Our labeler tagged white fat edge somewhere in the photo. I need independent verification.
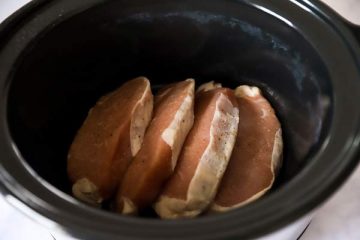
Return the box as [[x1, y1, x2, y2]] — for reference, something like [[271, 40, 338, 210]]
[[130, 80, 153, 156], [154, 196, 202, 219], [176, 94, 239, 216], [211, 128, 283, 213], [161, 79, 195, 170], [272, 128, 283, 177], [196, 81, 222, 93], [121, 197, 138, 215], [72, 178, 103, 206], [235, 85, 261, 98]]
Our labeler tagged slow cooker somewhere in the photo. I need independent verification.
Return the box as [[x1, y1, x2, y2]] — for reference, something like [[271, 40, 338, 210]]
[[1, 0, 360, 239]]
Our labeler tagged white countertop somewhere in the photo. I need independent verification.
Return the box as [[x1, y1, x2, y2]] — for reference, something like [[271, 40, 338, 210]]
[[0, 1, 359, 239]]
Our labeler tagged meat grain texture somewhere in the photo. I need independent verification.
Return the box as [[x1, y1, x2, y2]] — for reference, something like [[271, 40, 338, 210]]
[[154, 86, 239, 219], [211, 85, 283, 212], [116, 79, 195, 214], [67, 77, 153, 205]]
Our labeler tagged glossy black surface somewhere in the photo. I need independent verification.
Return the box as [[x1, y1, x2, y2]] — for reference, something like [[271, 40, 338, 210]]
[[351, 24, 360, 44], [1, 0, 360, 239]]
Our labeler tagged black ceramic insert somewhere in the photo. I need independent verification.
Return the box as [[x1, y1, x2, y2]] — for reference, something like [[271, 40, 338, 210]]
[[8, 0, 331, 194]]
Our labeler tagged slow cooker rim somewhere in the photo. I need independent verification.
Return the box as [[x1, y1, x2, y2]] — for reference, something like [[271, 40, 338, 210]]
[[0, 0, 360, 239]]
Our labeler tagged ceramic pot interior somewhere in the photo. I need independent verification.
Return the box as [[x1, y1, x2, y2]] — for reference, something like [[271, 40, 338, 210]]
[[7, 0, 332, 211]]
